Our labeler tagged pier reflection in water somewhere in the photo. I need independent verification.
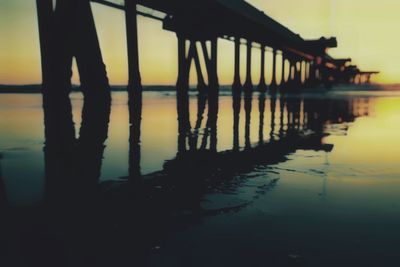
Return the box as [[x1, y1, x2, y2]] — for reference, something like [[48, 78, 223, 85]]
[[1, 87, 390, 266]]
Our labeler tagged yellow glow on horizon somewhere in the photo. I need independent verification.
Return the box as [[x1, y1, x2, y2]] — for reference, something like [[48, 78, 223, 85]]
[[326, 97, 400, 165], [1, 0, 400, 85]]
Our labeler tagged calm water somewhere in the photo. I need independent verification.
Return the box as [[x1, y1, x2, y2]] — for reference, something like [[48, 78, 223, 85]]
[[1, 87, 400, 266]]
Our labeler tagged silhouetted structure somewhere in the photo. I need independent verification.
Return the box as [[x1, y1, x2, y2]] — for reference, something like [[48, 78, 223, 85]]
[[36, 0, 378, 114], [0, 2, 384, 266], [357, 71, 380, 84]]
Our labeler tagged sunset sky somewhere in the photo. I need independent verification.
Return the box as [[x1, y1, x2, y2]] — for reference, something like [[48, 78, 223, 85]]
[[0, 0, 399, 85]]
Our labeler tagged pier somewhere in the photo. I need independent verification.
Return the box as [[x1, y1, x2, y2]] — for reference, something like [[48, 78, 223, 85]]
[[36, 0, 379, 102], [34, 0, 381, 182], [1, 2, 398, 266]]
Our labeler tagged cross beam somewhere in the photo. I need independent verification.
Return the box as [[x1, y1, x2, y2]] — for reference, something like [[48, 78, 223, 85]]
[[91, 0, 165, 21]]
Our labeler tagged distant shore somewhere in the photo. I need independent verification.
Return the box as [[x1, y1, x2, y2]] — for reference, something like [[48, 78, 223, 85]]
[[0, 83, 395, 94], [0, 84, 177, 93]]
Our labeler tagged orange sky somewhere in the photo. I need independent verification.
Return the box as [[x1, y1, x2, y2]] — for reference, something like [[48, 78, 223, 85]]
[[0, 0, 398, 85]]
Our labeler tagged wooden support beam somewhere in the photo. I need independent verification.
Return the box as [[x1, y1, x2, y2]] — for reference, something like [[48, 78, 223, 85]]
[[233, 37, 241, 90], [186, 41, 196, 75], [270, 48, 278, 90], [36, 0, 54, 86], [37, 0, 111, 195], [176, 34, 191, 139], [300, 61, 304, 86], [125, 0, 142, 89], [177, 35, 189, 88], [305, 62, 309, 81], [287, 60, 293, 90], [191, 42, 207, 91], [92, 0, 124, 10], [92, 0, 165, 21], [208, 38, 219, 148], [209, 38, 219, 87], [232, 38, 242, 151], [125, 0, 143, 178], [200, 41, 212, 84], [303, 61, 310, 88], [293, 62, 300, 88], [35, 0, 73, 145], [72, 0, 111, 146], [176, 36, 190, 153], [258, 45, 267, 92], [244, 40, 253, 92], [280, 52, 286, 91]]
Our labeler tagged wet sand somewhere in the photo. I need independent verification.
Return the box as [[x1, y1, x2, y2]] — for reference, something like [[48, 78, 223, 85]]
[[1, 86, 400, 266]]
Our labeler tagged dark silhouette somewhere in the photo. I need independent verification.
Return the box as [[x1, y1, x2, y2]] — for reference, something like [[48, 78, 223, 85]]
[[232, 37, 243, 151], [9, 0, 379, 266], [1, 83, 369, 266], [270, 94, 277, 141], [36, 0, 111, 203], [244, 86, 253, 149], [258, 92, 267, 144], [43, 0, 379, 112]]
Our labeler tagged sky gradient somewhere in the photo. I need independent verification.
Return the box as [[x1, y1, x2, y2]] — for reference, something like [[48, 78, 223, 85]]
[[0, 0, 398, 85]]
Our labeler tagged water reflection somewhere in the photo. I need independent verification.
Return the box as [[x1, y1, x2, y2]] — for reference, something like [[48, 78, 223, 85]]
[[244, 87, 253, 149], [1, 86, 374, 266], [128, 88, 142, 180], [233, 86, 241, 151], [44, 82, 111, 205]]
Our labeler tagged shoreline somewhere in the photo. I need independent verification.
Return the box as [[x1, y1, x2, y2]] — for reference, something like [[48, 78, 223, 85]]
[[0, 83, 392, 94]]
